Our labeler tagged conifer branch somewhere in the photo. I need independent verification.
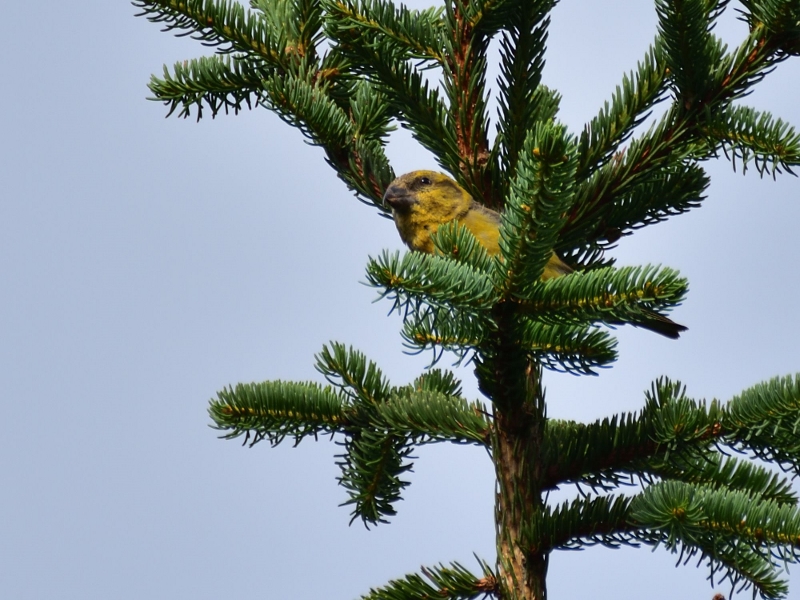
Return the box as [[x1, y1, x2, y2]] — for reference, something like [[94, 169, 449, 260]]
[[564, 18, 795, 255], [400, 306, 490, 361], [262, 66, 351, 144], [577, 42, 669, 180], [464, 0, 520, 34], [441, 1, 493, 203], [359, 560, 498, 600], [542, 413, 657, 491], [378, 388, 491, 445], [542, 379, 713, 490], [493, 1, 555, 199], [590, 162, 708, 244], [691, 485, 800, 560], [646, 454, 797, 505], [566, 103, 699, 251], [537, 494, 636, 551], [655, 0, 727, 105], [251, 0, 324, 62], [322, 0, 446, 60], [516, 321, 617, 374], [137, 1, 395, 205], [148, 55, 267, 119], [366, 250, 498, 314], [497, 123, 577, 296], [704, 104, 800, 175], [262, 67, 394, 205], [209, 380, 350, 444], [315, 342, 393, 406], [630, 480, 796, 600], [739, 0, 800, 56], [721, 374, 800, 472], [133, 0, 285, 64], [543, 376, 800, 499], [323, 3, 461, 175], [338, 428, 415, 525], [609, 375, 800, 477], [512, 264, 688, 332], [400, 309, 616, 374], [413, 368, 464, 396], [312, 343, 418, 524], [562, 161, 707, 259], [382, 59, 463, 177]]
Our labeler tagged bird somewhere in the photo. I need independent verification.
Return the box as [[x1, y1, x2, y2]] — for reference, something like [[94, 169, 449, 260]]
[[382, 170, 687, 339]]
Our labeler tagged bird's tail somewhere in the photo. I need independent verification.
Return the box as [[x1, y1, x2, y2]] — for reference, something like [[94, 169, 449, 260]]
[[631, 310, 687, 339]]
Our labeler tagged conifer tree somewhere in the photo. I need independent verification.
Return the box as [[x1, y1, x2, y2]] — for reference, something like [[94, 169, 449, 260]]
[[134, 0, 800, 598]]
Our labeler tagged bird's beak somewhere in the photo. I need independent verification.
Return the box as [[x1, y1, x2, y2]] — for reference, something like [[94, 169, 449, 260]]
[[383, 185, 415, 213]]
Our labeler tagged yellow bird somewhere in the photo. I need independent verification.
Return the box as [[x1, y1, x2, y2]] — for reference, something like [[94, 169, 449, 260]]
[[383, 170, 686, 339]]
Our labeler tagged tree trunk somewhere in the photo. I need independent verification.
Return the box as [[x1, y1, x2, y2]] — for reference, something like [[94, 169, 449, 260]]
[[492, 361, 548, 600]]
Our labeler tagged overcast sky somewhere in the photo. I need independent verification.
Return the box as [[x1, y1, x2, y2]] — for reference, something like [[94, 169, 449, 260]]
[[2, 1, 799, 599]]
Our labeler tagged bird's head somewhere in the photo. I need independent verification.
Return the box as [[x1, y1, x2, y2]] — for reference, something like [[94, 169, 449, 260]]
[[383, 171, 469, 216], [382, 170, 473, 252]]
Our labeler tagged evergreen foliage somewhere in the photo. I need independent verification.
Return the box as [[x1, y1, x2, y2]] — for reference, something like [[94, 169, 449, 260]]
[[135, 0, 800, 597]]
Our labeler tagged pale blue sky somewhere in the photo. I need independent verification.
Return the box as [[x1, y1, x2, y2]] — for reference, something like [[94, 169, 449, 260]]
[[1, 1, 799, 599]]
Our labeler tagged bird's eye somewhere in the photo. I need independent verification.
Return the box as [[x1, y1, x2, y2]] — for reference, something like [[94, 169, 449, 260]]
[[418, 176, 431, 186]]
